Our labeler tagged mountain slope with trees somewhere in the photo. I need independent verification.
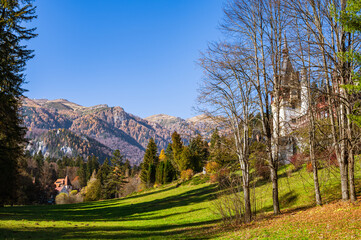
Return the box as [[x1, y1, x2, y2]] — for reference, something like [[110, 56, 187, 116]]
[[22, 98, 217, 165]]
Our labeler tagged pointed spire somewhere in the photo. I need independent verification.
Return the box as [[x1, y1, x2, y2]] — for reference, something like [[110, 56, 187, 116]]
[[280, 32, 295, 86], [64, 175, 71, 186], [282, 32, 289, 56]]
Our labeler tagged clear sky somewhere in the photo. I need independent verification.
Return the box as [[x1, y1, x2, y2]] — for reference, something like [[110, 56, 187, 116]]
[[24, 0, 226, 119]]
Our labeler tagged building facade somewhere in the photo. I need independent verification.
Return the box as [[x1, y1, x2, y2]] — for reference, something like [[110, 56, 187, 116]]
[[271, 40, 309, 162]]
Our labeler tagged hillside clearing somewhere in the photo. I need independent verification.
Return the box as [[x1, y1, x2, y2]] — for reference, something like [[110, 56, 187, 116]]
[[1, 164, 360, 239]]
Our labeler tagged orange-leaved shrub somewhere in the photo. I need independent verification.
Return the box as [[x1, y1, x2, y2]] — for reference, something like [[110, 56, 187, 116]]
[[205, 161, 220, 174], [181, 169, 194, 181], [210, 168, 230, 184]]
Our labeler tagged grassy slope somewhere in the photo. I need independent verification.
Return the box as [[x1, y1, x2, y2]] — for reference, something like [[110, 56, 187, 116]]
[[0, 164, 360, 239]]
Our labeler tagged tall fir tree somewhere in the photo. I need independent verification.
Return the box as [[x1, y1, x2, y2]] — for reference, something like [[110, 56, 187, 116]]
[[171, 131, 183, 173], [77, 162, 87, 187], [96, 159, 111, 199], [165, 144, 174, 162], [189, 134, 209, 172], [0, 0, 37, 205], [179, 146, 192, 171], [106, 149, 126, 198], [140, 138, 158, 187], [163, 159, 176, 183]]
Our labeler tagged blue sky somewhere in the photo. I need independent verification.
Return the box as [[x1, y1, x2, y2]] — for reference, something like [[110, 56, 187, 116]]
[[24, 0, 226, 119]]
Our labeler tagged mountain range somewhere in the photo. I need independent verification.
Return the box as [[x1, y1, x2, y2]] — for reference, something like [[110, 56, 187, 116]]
[[22, 98, 218, 165]]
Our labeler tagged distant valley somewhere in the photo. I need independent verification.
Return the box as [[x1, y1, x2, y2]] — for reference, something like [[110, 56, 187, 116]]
[[22, 98, 218, 165]]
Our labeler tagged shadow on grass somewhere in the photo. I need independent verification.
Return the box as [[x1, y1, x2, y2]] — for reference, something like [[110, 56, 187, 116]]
[[0, 184, 217, 223], [0, 183, 221, 239], [0, 219, 220, 240]]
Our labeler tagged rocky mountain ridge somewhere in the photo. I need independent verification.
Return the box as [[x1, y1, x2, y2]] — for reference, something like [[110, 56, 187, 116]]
[[22, 98, 217, 165]]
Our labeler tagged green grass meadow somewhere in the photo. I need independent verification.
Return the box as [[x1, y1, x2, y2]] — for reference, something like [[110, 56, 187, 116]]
[[0, 163, 360, 239]]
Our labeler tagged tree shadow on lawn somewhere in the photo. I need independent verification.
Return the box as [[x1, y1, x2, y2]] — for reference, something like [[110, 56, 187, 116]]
[[0, 218, 220, 240], [0, 184, 217, 223]]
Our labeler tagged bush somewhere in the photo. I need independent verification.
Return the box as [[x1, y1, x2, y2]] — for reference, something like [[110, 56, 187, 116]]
[[306, 162, 313, 172], [55, 192, 83, 204], [55, 193, 68, 205], [211, 175, 243, 225], [205, 161, 220, 174], [70, 190, 78, 196], [83, 177, 101, 202], [290, 153, 307, 169], [210, 168, 230, 184], [254, 161, 270, 180], [122, 176, 141, 197], [180, 169, 194, 181]]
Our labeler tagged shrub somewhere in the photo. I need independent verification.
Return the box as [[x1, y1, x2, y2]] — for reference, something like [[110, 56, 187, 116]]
[[290, 153, 307, 169], [209, 168, 230, 184], [254, 161, 270, 180], [55, 192, 83, 204], [306, 162, 313, 172], [83, 177, 101, 202], [210, 173, 218, 183], [180, 169, 194, 181], [70, 190, 78, 196], [329, 152, 338, 167], [122, 176, 141, 197], [211, 175, 243, 225], [55, 193, 68, 205], [205, 161, 220, 174]]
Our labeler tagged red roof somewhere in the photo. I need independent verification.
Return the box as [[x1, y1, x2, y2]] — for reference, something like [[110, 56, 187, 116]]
[[54, 176, 72, 192]]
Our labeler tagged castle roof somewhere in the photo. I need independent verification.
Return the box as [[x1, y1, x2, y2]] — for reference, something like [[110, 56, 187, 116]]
[[64, 175, 71, 186], [280, 35, 295, 86], [54, 175, 72, 192]]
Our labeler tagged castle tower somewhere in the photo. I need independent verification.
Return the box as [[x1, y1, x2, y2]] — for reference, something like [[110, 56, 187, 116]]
[[272, 35, 309, 162], [300, 67, 309, 116]]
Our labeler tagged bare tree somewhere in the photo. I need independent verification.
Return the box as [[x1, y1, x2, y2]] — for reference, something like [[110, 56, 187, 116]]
[[198, 42, 256, 223], [289, 14, 323, 205], [220, 0, 290, 214], [289, 0, 361, 201]]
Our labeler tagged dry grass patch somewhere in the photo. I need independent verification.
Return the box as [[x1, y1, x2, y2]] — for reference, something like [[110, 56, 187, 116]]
[[221, 198, 361, 239]]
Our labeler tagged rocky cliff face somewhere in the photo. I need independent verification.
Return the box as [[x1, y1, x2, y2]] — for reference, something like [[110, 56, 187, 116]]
[[22, 98, 220, 165], [23, 98, 218, 165], [145, 114, 218, 140]]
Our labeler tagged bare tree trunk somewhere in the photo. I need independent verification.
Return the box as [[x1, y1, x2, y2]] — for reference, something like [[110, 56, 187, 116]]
[[348, 152, 356, 201], [338, 92, 350, 199], [270, 165, 280, 214], [309, 96, 322, 205], [240, 151, 252, 222], [243, 177, 252, 223]]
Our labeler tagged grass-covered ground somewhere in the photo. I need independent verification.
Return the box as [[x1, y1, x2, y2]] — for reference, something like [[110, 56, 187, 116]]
[[1, 163, 361, 239]]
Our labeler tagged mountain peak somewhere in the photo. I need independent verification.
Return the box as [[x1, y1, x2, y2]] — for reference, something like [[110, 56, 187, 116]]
[[145, 114, 183, 122], [187, 114, 209, 123]]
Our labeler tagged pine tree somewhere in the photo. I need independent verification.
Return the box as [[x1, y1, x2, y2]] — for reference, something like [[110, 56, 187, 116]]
[[156, 161, 165, 184], [179, 146, 192, 171], [163, 159, 176, 183], [0, 0, 37, 205], [33, 151, 44, 182], [165, 144, 174, 162], [97, 159, 110, 199], [122, 159, 131, 177], [171, 131, 183, 172], [103, 150, 126, 198], [189, 134, 209, 172], [77, 162, 87, 187], [140, 138, 158, 187]]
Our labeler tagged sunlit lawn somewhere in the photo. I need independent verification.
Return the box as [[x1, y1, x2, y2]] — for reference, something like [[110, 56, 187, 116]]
[[0, 163, 360, 239]]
